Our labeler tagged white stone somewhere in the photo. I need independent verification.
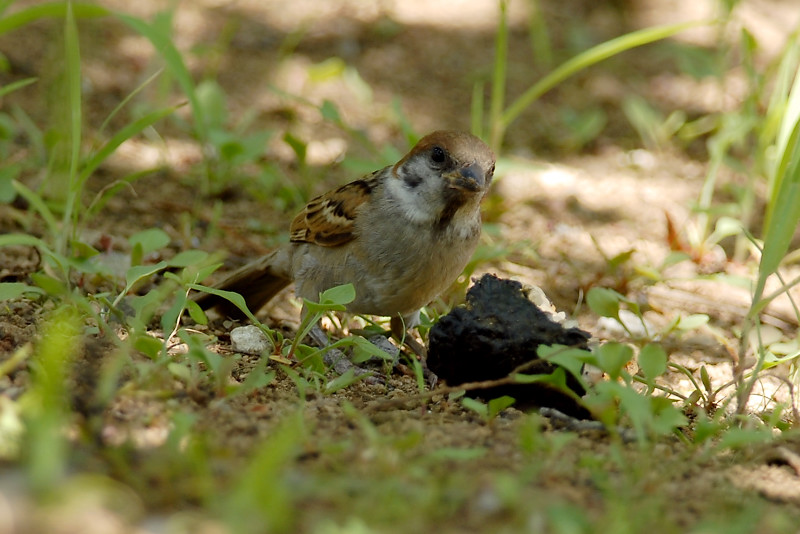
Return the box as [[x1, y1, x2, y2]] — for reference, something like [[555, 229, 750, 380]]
[[230, 325, 274, 355]]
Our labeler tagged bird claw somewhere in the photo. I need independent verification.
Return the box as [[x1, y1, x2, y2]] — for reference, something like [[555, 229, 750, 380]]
[[322, 347, 384, 385], [309, 323, 439, 388]]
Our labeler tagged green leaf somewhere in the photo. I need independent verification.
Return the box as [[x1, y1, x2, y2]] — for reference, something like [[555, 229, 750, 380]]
[[320, 99, 342, 123], [607, 249, 634, 270], [162, 271, 181, 283], [648, 397, 688, 435], [348, 336, 394, 364], [500, 20, 706, 136], [448, 390, 466, 401], [596, 381, 646, 441], [706, 216, 743, 245], [0, 283, 46, 300], [76, 105, 179, 191], [0, 233, 47, 248], [675, 314, 709, 331], [167, 362, 192, 382], [595, 342, 632, 380], [134, 334, 164, 359], [179, 330, 230, 380], [128, 290, 163, 328], [124, 261, 168, 290], [307, 57, 346, 82], [757, 66, 800, 303], [195, 262, 223, 282], [116, 12, 206, 138], [195, 79, 228, 130], [586, 287, 622, 319], [638, 343, 667, 381], [160, 292, 187, 338], [222, 413, 304, 533], [24, 305, 82, 492], [715, 427, 774, 451], [424, 447, 487, 461], [537, 345, 592, 389], [185, 299, 208, 325], [168, 249, 209, 268], [64, 0, 81, 198], [321, 283, 355, 304], [0, 77, 37, 99], [461, 397, 488, 418], [0, 2, 108, 36], [30, 273, 67, 296], [324, 368, 367, 394], [11, 181, 59, 241], [692, 412, 723, 444], [513, 368, 574, 398], [700, 365, 712, 393], [187, 284, 262, 325], [283, 132, 307, 165], [70, 240, 99, 260], [128, 228, 170, 258], [0, 165, 19, 203], [487, 395, 515, 418]]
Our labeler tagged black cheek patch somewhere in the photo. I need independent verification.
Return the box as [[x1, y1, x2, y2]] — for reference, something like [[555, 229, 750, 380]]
[[435, 194, 468, 232], [404, 174, 423, 188]]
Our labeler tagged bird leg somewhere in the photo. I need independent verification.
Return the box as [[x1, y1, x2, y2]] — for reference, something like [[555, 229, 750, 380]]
[[390, 315, 438, 388], [389, 315, 427, 357], [306, 322, 395, 385], [308, 323, 371, 377]]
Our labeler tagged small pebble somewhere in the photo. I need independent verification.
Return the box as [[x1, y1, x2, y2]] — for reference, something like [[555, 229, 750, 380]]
[[230, 325, 274, 355]]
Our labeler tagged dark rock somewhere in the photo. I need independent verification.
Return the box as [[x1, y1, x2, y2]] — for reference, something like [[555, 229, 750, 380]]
[[428, 274, 592, 418]]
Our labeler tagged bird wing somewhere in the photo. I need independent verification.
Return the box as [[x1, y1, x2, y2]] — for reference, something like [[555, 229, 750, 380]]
[[289, 173, 380, 247]]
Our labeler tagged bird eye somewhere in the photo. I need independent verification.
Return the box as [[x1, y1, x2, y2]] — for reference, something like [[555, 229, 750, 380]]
[[431, 146, 446, 164]]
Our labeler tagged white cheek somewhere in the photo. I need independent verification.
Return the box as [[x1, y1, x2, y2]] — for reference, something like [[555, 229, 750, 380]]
[[385, 177, 437, 223]]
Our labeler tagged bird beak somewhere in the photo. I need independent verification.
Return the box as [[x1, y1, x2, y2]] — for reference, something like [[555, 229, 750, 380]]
[[446, 162, 484, 192]]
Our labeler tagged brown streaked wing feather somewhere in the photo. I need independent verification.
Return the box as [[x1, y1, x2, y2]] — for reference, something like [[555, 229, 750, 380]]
[[289, 176, 378, 247]]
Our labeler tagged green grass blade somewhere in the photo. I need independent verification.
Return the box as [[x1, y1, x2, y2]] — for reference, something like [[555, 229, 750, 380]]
[[10, 105, 45, 163], [84, 169, 157, 218], [187, 283, 262, 326], [65, 2, 81, 183], [0, 2, 107, 35], [759, 29, 800, 181], [488, 0, 509, 149], [527, 0, 552, 70], [96, 68, 164, 139], [77, 104, 182, 190], [115, 11, 206, 139], [755, 118, 800, 301], [500, 20, 706, 133], [12, 181, 59, 239], [0, 233, 51, 249], [0, 0, 13, 19], [25, 305, 82, 493], [765, 52, 800, 233], [470, 81, 484, 139], [58, 1, 82, 256], [0, 77, 37, 98]]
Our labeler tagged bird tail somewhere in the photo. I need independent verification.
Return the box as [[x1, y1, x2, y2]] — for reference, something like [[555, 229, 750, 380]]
[[193, 248, 292, 319]]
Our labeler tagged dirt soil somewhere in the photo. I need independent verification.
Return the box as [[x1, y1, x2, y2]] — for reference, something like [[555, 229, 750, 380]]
[[3, 0, 800, 532]]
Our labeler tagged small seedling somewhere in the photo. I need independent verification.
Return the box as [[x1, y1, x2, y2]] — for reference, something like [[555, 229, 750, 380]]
[[461, 395, 516, 423]]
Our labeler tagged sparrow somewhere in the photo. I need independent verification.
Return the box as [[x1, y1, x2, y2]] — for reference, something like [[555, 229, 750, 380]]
[[196, 130, 496, 348]]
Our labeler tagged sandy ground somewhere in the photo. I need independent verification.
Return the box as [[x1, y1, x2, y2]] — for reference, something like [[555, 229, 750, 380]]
[[2, 0, 800, 531]]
